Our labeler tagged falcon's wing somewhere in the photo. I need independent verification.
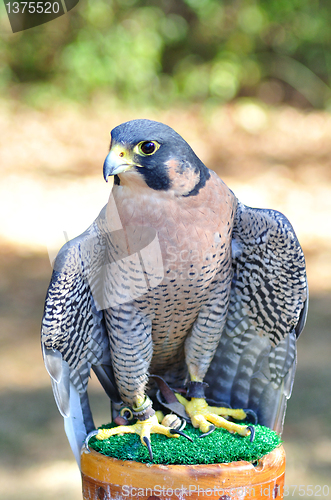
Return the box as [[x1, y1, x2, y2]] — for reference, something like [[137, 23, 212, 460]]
[[41, 206, 120, 465], [205, 201, 308, 434]]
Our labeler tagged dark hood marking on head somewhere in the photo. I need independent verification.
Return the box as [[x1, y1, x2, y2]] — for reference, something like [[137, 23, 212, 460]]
[[110, 119, 210, 194]]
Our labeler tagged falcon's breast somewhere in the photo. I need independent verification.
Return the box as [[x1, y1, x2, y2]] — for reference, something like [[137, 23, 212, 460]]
[[103, 170, 237, 373]]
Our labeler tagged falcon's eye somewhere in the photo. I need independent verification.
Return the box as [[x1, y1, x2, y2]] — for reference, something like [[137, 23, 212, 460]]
[[137, 141, 160, 156]]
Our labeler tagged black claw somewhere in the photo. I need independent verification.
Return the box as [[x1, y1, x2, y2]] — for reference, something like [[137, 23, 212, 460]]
[[143, 436, 153, 461], [243, 409, 258, 425], [199, 425, 215, 438], [247, 425, 255, 443], [169, 428, 193, 442]]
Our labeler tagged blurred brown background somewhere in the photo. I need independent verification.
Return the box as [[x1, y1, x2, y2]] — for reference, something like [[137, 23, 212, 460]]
[[1, 1, 331, 499]]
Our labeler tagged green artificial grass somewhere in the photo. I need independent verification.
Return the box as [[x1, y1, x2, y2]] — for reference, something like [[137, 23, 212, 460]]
[[89, 422, 281, 465]]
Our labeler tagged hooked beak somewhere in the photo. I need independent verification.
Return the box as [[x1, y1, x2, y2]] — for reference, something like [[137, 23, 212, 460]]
[[103, 146, 135, 182]]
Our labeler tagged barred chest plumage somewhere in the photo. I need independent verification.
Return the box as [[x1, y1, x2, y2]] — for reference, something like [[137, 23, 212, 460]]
[[102, 172, 237, 372]]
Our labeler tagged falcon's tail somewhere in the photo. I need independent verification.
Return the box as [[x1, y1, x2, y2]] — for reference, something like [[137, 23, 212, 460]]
[[63, 383, 95, 466]]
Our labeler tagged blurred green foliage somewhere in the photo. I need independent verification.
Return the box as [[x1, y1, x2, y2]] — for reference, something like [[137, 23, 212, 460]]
[[1, 0, 331, 107]]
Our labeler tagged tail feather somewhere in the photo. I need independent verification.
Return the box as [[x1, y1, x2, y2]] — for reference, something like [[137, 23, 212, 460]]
[[64, 383, 95, 466]]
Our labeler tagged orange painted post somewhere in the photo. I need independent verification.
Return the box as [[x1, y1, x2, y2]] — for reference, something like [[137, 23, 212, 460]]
[[81, 445, 285, 500]]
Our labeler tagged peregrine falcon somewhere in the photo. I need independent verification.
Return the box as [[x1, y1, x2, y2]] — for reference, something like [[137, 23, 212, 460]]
[[41, 119, 308, 464]]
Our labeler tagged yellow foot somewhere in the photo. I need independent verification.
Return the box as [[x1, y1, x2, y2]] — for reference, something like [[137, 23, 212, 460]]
[[90, 414, 193, 460], [175, 395, 255, 442]]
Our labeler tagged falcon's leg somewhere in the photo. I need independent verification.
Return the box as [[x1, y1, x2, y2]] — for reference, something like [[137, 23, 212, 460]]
[[102, 307, 192, 459], [94, 396, 192, 460], [183, 267, 254, 441]]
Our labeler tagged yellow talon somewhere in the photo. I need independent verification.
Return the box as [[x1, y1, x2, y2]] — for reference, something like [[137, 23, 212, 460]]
[[175, 394, 254, 441], [96, 415, 171, 443], [94, 413, 193, 460]]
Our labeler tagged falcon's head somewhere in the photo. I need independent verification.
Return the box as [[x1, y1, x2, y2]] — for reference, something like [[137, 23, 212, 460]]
[[103, 119, 210, 196]]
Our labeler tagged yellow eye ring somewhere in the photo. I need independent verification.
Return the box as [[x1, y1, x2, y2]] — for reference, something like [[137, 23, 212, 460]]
[[135, 140, 160, 156]]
